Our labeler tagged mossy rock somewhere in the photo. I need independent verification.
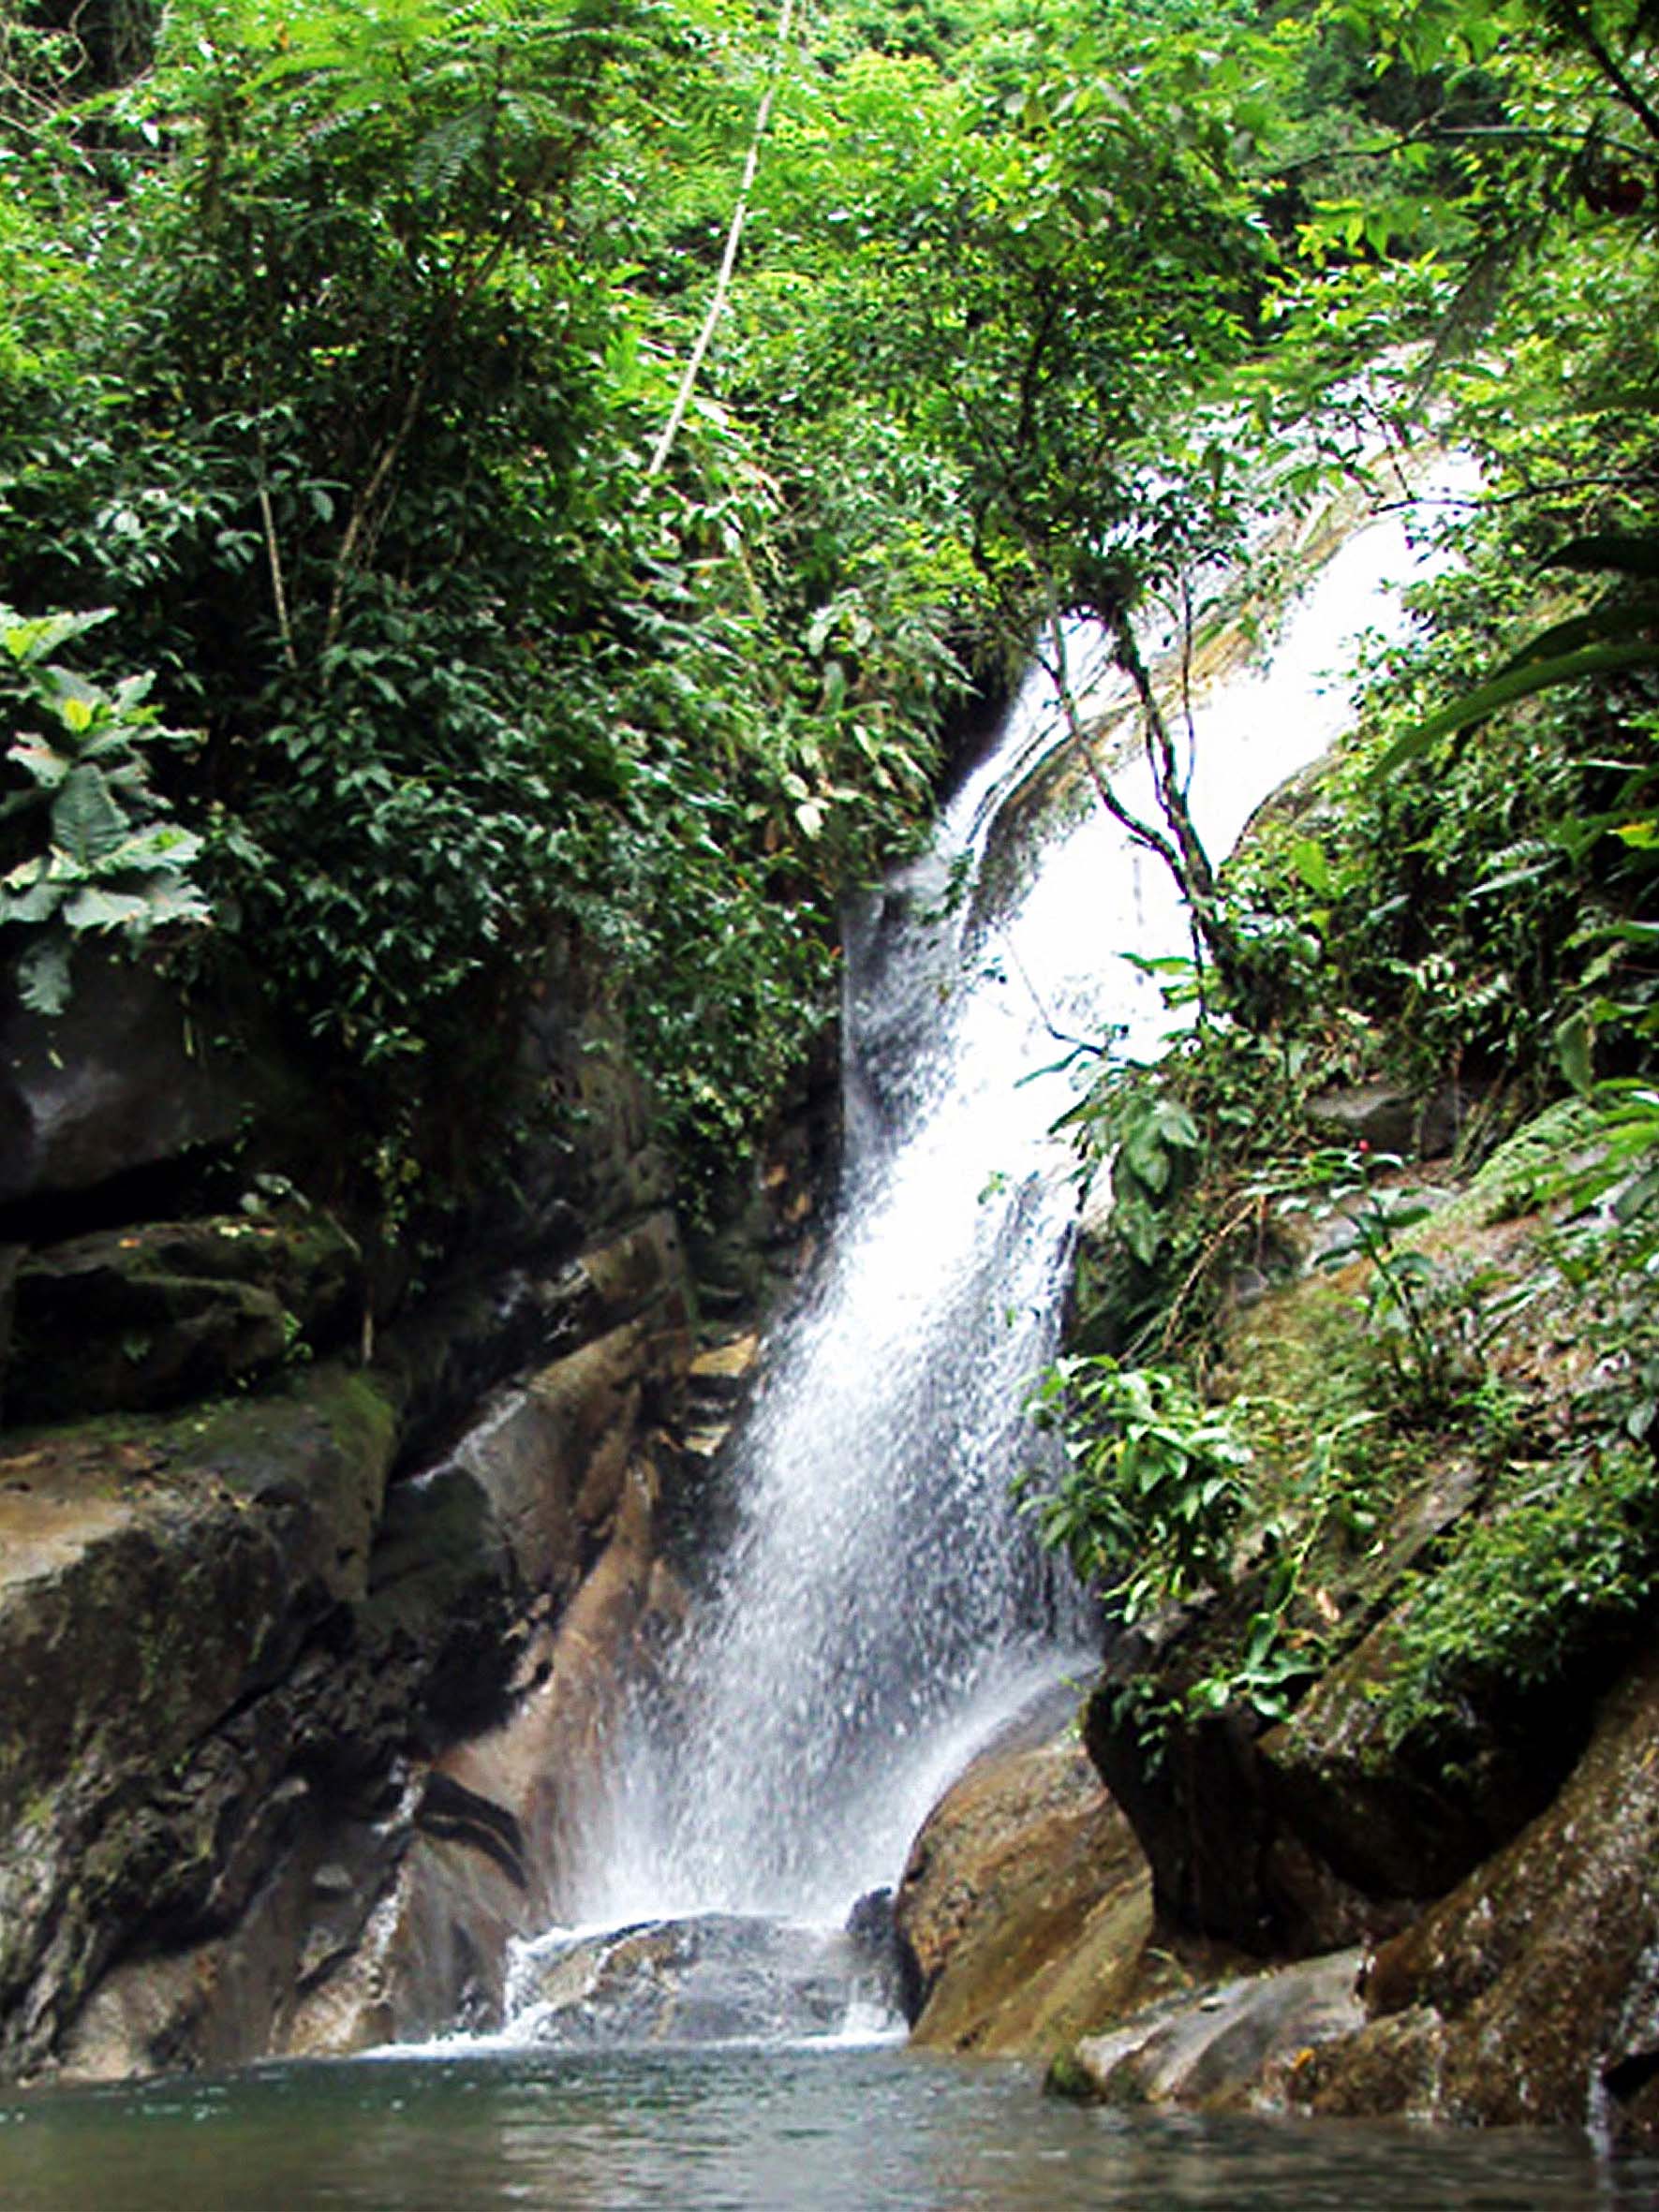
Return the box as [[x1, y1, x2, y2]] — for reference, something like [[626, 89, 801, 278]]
[[1292, 1642, 1659, 2148], [6, 1210, 363, 1423]]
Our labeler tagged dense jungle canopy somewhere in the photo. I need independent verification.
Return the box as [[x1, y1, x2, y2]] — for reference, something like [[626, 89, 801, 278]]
[[1, 0, 1656, 1229]]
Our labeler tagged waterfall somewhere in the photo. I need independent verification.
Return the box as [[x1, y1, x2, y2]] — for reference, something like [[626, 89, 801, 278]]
[[555, 478, 1471, 1956]]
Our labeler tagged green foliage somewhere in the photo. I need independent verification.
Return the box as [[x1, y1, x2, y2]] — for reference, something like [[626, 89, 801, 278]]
[[1084, 1083, 1203, 1270], [0, 605, 210, 1012], [1023, 1355, 1252, 1620], [1379, 528, 1659, 767], [1306, 1150, 1498, 1419], [1385, 1438, 1659, 1747], [1063, 995, 1373, 1359], [0, 0, 966, 1208], [3, 0, 1657, 1248]]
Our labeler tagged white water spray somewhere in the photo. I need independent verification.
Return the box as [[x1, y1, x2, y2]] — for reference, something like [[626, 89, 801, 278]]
[[558, 475, 1472, 1953]]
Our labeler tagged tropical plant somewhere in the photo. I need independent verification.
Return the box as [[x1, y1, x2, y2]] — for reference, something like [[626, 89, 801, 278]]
[[1023, 1356, 1252, 1620], [0, 606, 210, 1013]]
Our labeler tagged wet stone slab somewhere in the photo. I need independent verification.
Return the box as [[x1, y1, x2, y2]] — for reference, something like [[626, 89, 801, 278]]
[[511, 1911, 900, 2049]]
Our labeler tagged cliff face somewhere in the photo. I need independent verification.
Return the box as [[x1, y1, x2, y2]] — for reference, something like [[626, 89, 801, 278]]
[[0, 946, 819, 2082], [898, 1101, 1659, 2150]]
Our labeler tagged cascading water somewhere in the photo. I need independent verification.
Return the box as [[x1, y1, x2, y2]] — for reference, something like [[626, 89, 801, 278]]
[[511, 476, 1473, 2039]]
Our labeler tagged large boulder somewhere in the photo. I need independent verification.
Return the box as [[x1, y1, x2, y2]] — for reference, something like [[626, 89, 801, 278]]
[[1055, 1950, 1366, 2113], [6, 1210, 363, 1422], [0, 1362, 400, 2074], [1289, 1640, 1659, 2150], [2, 1197, 701, 2082], [894, 1693, 1204, 2058], [511, 1912, 889, 2049], [1079, 1380, 1597, 1958]]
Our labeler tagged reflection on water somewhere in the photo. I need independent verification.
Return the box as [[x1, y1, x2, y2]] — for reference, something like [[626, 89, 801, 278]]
[[1, 2045, 1648, 2212]]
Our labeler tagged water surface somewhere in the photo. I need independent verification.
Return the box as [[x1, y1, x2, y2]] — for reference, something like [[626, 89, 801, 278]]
[[1, 2044, 1647, 2212]]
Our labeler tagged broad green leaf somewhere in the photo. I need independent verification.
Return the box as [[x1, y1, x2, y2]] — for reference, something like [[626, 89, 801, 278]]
[[50, 765, 129, 865], [61, 885, 155, 931], [1497, 600, 1659, 673], [1557, 1010, 1593, 1097], [0, 877, 64, 926], [139, 877, 214, 927], [1291, 836, 1334, 895], [17, 936, 73, 1016], [1374, 640, 1659, 773], [102, 823, 206, 872], [0, 607, 112, 667]]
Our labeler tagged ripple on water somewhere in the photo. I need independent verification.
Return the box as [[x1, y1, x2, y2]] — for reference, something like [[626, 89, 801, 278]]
[[2, 2044, 1654, 2212]]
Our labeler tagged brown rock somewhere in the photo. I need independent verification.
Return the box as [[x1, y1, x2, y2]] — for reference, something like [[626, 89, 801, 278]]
[[1292, 1641, 1659, 2147], [0, 1364, 399, 2076], [1059, 1949, 1366, 2113], [896, 1698, 1178, 2058]]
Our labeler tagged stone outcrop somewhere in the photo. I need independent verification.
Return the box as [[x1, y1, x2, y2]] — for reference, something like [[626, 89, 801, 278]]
[[509, 1909, 899, 2049], [1008, 1136, 1659, 2152], [1055, 1950, 1366, 2113], [1048, 1635, 1659, 2146], [7, 1209, 364, 1423], [894, 1692, 1228, 2060], [1075, 1595, 1590, 1969], [0, 928, 747, 2084], [1304, 1078, 1474, 1163], [6, 1206, 694, 2083], [0, 1362, 402, 2074], [1289, 1640, 1659, 2149], [1077, 1191, 1626, 1966]]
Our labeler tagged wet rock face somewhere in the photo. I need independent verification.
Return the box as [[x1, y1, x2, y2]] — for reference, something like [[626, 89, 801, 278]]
[[1052, 1637, 1659, 2146], [1305, 1078, 1474, 1163], [0, 893, 746, 2087], [1056, 1951, 1366, 2114], [0, 1364, 402, 2075], [0, 1197, 698, 2084], [7, 1211, 364, 1423], [893, 1694, 1196, 2059], [0, 954, 249, 1212], [513, 1912, 895, 2049], [1290, 1640, 1659, 2149], [1079, 1438, 1599, 1962]]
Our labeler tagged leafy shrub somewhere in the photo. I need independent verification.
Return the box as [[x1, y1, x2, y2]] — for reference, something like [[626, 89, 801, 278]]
[[0, 605, 210, 1011], [1384, 1439, 1659, 1748], [1023, 1356, 1252, 1621]]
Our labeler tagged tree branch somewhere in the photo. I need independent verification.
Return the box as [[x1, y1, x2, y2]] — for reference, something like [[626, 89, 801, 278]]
[[1104, 599, 1218, 911], [648, 0, 798, 479], [1037, 593, 1186, 887], [255, 460, 297, 673], [1548, 0, 1659, 149]]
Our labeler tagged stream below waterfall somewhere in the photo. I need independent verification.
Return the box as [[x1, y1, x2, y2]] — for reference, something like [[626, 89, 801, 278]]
[[4, 2043, 1651, 2211], [14, 476, 1651, 2206]]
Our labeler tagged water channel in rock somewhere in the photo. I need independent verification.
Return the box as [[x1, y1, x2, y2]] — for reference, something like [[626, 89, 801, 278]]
[[508, 474, 1481, 2051]]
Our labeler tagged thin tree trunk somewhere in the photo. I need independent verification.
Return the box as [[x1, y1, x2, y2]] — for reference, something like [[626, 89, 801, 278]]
[[1039, 573, 1256, 1007], [647, 0, 798, 479]]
